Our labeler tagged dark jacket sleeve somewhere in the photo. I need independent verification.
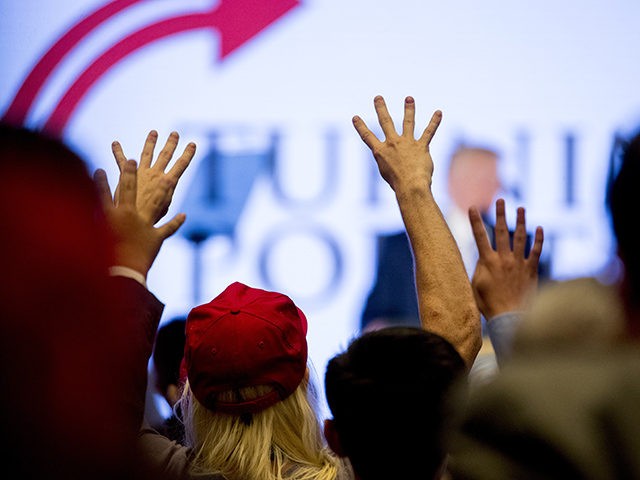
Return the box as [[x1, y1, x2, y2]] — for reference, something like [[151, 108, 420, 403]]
[[109, 276, 165, 430]]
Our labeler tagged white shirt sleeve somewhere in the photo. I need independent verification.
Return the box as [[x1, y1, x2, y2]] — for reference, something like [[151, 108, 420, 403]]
[[108, 265, 147, 288]]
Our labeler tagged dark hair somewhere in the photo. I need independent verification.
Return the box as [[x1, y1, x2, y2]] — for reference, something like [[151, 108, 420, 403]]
[[608, 129, 640, 304], [325, 326, 466, 480], [0, 123, 89, 174], [153, 317, 187, 393]]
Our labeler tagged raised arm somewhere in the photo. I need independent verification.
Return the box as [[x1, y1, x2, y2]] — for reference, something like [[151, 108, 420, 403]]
[[107, 130, 195, 278], [353, 95, 481, 368], [92, 159, 189, 467], [469, 199, 544, 364]]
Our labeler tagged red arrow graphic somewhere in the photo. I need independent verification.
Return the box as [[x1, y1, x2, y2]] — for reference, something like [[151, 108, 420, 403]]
[[2, 0, 144, 125], [42, 0, 300, 137]]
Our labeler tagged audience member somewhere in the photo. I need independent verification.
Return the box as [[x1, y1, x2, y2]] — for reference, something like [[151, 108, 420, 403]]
[[467, 199, 544, 365], [510, 276, 625, 357], [325, 327, 466, 480], [114, 135, 352, 480], [0, 124, 193, 479], [138, 281, 350, 480], [447, 129, 640, 479], [321, 95, 481, 480], [150, 316, 188, 442]]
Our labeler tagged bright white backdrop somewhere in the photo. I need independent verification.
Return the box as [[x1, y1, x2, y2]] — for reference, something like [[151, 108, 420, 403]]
[[3, 0, 640, 417]]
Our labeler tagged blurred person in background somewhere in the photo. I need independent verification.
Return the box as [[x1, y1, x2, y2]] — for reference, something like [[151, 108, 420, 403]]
[[149, 315, 188, 443], [447, 128, 640, 480]]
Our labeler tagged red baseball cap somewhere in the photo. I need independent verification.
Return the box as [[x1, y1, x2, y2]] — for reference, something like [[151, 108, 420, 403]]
[[184, 282, 308, 414]]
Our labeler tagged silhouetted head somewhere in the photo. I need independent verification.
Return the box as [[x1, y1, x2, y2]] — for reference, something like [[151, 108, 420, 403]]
[[608, 129, 640, 334], [324, 326, 466, 480]]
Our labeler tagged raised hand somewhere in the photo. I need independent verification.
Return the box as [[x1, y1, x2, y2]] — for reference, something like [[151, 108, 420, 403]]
[[470, 199, 544, 320], [112, 130, 195, 224], [95, 160, 186, 279], [353, 96, 481, 368], [352, 95, 442, 193]]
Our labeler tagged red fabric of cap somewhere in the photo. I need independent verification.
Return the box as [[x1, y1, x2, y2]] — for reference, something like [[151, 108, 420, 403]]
[[185, 282, 308, 414]]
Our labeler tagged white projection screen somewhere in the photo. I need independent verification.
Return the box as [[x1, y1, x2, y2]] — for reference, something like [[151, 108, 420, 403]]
[[3, 0, 640, 417]]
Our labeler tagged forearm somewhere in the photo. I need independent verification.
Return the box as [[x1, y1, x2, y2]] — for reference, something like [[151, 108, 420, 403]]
[[351, 96, 482, 366], [395, 184, 482, 368]]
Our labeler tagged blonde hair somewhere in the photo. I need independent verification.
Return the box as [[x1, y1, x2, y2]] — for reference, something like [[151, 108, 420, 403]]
[[178, 373, 349, 480]]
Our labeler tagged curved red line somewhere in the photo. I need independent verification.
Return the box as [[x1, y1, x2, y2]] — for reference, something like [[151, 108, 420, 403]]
[[42, 13, 215, 137], [2, 0, 143, 125], [43, 0, 301, 137]]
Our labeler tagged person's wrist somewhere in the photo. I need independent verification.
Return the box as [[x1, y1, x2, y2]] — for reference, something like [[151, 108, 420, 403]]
[[483, 302, 523, 321], [394, 179, 434, 203], [486, 310, 524, 323], [113, 248, 151, 280]]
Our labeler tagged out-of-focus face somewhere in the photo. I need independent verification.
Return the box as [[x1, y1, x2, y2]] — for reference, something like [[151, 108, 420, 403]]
[[447, 148, 501, 213]]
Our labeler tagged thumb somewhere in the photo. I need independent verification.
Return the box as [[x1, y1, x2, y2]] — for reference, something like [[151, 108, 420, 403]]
[[93, 169, 113, 210], [157, 213, 186, 240]]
